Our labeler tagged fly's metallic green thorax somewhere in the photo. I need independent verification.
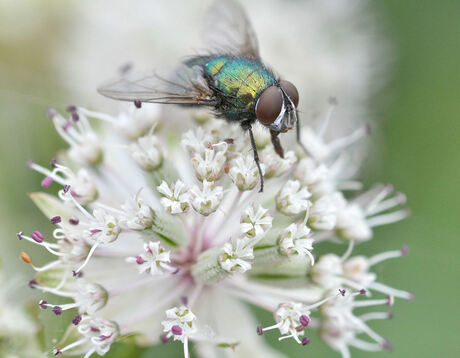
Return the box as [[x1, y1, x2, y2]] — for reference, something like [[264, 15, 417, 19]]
[[188, 55, 277, 122]]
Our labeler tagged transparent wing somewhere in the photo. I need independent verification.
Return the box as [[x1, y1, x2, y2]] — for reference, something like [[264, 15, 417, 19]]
[[203, 0, 260, 59], [97, 64, 215, 105]]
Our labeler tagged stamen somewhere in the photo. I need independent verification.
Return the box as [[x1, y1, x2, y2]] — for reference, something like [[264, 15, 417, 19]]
[[73, 243, 100, 276], [367, 209, 409, 227]]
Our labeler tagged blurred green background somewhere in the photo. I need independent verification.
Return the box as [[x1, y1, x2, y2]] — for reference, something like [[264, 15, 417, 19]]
[[0, 0, 458, 357]]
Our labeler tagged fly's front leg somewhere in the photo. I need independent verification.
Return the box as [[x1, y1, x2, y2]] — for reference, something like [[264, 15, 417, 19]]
[[243, 122, 264, 192], [270, 130, 284, 158], [296, 110, 308, 155]]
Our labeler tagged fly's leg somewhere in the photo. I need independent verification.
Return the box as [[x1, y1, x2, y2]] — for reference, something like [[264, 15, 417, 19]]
[[243, 122, 264, 192], [270, 130, 285, 158], [296, 110, 309, 155]]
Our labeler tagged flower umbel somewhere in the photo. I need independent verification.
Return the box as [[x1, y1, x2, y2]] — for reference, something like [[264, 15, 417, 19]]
[[19, 102, 412, 358]]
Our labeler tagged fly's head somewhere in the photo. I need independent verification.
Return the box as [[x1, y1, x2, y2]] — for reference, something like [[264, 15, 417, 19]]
[[255, 80, 299, 133]]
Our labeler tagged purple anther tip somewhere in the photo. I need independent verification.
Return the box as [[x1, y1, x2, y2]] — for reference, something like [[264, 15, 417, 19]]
[[401, 245, 409, 256], [386, 295, 395, 306], [53, 306, 63, 315], [54, 348, 62, 356], [51, 216, 62, 225], [382, 339, 393, 352], [181, 296, 189, 306], [39, 300, 47, 309], [41, 176, 53, 188], [63, 184, 71, 193], [17, 231, 24, 240], [31, 230, 44, 243], [171, 325, 182, 335], [50, 158, 58, 168], [339, 289, 346, 296], [72, 315, 82, 325], [136, 256, 145, 265], [301, 336, 311, 346], [160, 334, 170, 343], [69, 217, 79, 225], [29, 279, 38, 289], [71, 112, 79, 122], [359, 289, 367, 296], [66, 105, 77, 112], [134, 100, 142, 108], [300, 315, 310, 327], [256, 325, 263, 336]]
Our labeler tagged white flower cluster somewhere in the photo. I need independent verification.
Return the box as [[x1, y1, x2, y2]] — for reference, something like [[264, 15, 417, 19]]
[[17, 100, 412, 358]]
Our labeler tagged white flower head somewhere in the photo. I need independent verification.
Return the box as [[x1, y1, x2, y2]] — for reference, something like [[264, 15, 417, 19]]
[[240, 204, 273, 239], [279, 223, 315, 264], [130, 134, 163, 171], [157, 180, 190, 214], [126, 241, 175, 276], [190, 180, 224, 216], [219, 238, 254, 273], [75, 281, 109, 315], [276, 180, 312, 216], [229, 154, 265, 191]]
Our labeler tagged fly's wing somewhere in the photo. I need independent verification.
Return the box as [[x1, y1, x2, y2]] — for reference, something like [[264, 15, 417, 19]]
[[97, 64, 215, 105], [203, 0, 260, 59]]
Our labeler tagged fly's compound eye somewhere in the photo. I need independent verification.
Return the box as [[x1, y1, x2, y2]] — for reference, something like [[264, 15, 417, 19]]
[[280, 80, 299, 108], [256, 86, 283, 125]]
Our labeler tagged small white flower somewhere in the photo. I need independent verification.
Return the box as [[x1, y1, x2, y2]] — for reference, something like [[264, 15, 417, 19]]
[[77, 317, 119, 356], [119, 192, 155, 230], [190, 145, 227, 182], [68, 131, 103, 166], [276, 180, 312, 216], [162, 305, 197, 342], [74, 282, 108, 315], [157, 180, 190, 214], [261, 147, 297, 178], [229, 154, 265, 191], [117, 103, 161, 140], [279, 224, 315, 264], [189, 180, 224, 216], [240, 204, 273, 239], [336, 203, 372, 241], [126, 241, 174, 276], [252, 123, 271, 149], [130, 134, 163, 171], [219, 238, 254, 273], [182, 127, 213, 154], [309, 192, 342, 231], [311, 254, 344, 290], [86, 208, 121, 245]]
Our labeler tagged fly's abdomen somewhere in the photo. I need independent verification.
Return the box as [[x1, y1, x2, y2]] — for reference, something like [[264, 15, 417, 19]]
[[205, 56, 276, 118]]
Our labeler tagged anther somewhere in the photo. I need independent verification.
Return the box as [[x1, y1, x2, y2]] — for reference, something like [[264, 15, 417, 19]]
[[63, 184, 70, 193], [39, 300, 48, 310], [51, 216, 62, 225], [160, 334, 170, 343], [53, 348, 62, 356], [299, 315, 310, 327], [66, 105, 77, 113], [134, 100, 142, 108], [386, 295, 395, 306], [382, 339, 393, 352], [339, 289, 346, 296], [53, 306, 63, 315], [71, 112, 80, 122], [359, 289, 367, 296], [400, 245, 409, 256], [46, 107, 57, 119], [256, 325, 264, 336], [301, 336, 311, 346], [28, 279, 38, 289], [69, 217, 79, 225], [31, 230, 45, 243], [171, 325, 182, 335], [50, 158, 58, 168], [17, 231, 24, 240], [41, 176, 53, 188], [181, 296, 189, 306], [72, 315, 82, 325], [136, 256, 145, 265], [20, 252, 32, 264]]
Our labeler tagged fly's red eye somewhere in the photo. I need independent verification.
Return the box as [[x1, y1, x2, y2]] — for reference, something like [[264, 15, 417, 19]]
[[256, 86, 283, 125], [280, 80, 299, 108]]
